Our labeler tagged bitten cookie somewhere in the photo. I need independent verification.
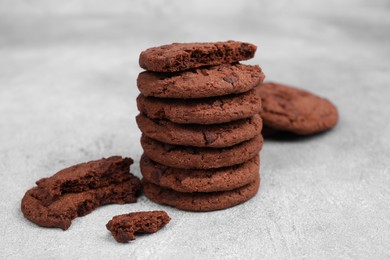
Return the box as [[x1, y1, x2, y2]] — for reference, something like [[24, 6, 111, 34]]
[[137, 86, 262, 125], [106, 211, 171, 243], [141, 134, 263, 169], [142, 174, 260, 211], [21, 177, 141, 230], [139, 41, 257, 72], [259, 82, 339, 135], [136, 114, 262, 148], [36, 156, 134, 205], [137, 63, 264, 99], [140, 154, 260, 193]]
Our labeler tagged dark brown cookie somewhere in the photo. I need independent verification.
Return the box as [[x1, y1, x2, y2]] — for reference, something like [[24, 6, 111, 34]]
[[139, 41, 257, 72], [21, 176, 141, 230], [259, 82, 339, 135], [140, 154, 259, 193], [137, 86, 262, 125], [142, 174, 260, 211], [137, 63, 264, 99], [36, 156, 134, 205], [106, 211, 171, 243], [140, 134, 263, 169], [136, 113, 262, 148]]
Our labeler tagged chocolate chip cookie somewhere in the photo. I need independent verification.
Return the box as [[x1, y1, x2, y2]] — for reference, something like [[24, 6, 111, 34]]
[[140, 154, 259, 193], [137, 63, 264, 99], [136, 113, 262, 148], [36, 156, 134, 205], [259, 82, 339, 135], [21, 177, 141, 230], [139, 41, 257, 72], [142, 174, 260, 211], [137, 86, 262, 125], [140, 134, 263, 169]]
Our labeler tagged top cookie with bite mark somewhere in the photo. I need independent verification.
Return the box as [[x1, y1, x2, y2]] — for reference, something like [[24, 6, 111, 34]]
[[139, 41, 257, 72]]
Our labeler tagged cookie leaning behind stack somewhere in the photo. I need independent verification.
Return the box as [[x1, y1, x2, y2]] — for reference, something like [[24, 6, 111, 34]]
[[258, 82, 339, 135], [136, 41, 265, 211]]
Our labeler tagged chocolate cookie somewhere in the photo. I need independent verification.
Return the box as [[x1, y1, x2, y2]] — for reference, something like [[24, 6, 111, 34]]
[[140, 154, 259, 193], [259, 82, 339, 135], [21, 176, 141, 230], [137, 63, 264, 99], [36, 156, 134, 205], [136, 114, 262, 148], [137, 86, 262, 125], [139, 41, 257, 72], [140, 134, 263, 169], [142, 174, 260, 211], [106, 211, 171, 243]]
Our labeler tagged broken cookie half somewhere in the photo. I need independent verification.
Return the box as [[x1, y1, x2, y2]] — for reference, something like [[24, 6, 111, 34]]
[[21, 156, 141, 230]]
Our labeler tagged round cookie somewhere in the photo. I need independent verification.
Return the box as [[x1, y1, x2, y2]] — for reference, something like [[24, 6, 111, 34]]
[[140, 154, 260, 192], [136, 113, 262, 148], [259, 82, 339, 135], [137, 86, 262, 125], [139, 40, 257, 72], [137, 63, 264, 99], [140, 134, 263, 169], [142, 174, 260, 212]]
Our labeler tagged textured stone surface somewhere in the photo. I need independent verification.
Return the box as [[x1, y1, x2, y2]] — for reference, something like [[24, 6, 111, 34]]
[[1, 0, 390, 259]]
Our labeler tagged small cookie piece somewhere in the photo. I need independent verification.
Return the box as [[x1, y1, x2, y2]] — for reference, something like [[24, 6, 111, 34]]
[[141, 134, 263, 169], [106, 211, 171, 243], [36, 156, 134, 205], [143, 174, 260, 211], [259, 82, 339, 135], [139, 41, 257, 72], [137, 86, 262, 125], [136, 114, 262, 148], [137, 63, 264, 99], [140, 154, 259, 193], [21, 176, 141, 230]]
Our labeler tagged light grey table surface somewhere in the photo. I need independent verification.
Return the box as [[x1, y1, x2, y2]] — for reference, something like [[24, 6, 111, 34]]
[[1, 1, 389, 259]]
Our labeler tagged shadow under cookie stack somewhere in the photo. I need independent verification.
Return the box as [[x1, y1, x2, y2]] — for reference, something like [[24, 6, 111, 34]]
[[136, 41, 265, 211]]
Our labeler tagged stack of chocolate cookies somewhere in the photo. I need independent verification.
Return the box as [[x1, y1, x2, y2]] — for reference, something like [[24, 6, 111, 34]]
[[136, 41, 265, 211]]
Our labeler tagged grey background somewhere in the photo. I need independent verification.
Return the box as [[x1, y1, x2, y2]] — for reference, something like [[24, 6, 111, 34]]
[[1, 0, 389, 259]]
